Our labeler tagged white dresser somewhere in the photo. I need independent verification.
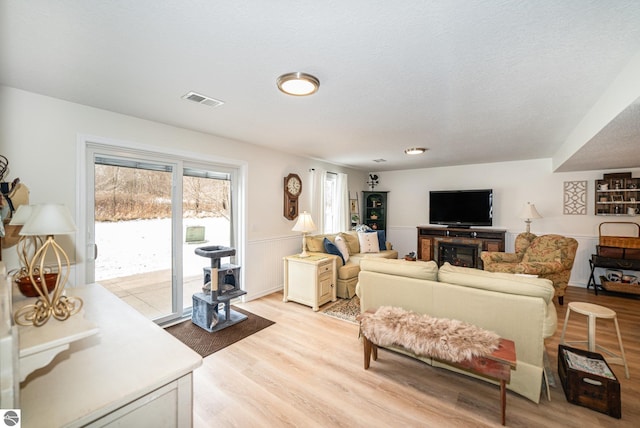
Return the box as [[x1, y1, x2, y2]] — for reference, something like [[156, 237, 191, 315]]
[[0, 263, 19, 410], [6, 277, 202, 427], [283, 255, 337, 311]]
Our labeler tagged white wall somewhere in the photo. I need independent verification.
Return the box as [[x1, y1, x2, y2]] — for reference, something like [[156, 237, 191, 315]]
[[0, 86, 367, 299], [3, 85, 639, 293], [376, 160, 640, 287]]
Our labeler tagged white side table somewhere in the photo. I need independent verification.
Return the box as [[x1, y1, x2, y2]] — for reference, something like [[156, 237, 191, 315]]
[[283, 255, 337, 311]]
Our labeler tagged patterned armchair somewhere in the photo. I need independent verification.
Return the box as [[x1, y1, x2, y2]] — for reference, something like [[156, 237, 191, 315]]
[[480, 233, 578, 305]]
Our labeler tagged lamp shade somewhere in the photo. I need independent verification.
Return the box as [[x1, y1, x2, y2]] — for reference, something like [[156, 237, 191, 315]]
[[519, 202, 542, 220], [20, 204, 77, 236], [9, 204, 34, 226], [292, 211, 316, 233]]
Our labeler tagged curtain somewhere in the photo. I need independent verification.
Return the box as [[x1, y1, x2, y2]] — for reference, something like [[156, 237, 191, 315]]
[[336, 173, 350, 232], [309, 168, 326, 233], [309, 169, 349, 233]]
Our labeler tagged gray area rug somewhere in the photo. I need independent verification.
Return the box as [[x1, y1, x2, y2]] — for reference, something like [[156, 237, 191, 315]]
[[321, 296, 360, 323]]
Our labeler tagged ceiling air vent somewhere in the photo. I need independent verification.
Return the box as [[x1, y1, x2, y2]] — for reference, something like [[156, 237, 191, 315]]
[[181, 91, 225, 108]]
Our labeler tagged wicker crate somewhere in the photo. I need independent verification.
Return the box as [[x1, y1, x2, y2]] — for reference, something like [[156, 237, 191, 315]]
[[600, 276, 640, 295], [600, 236, 640, 249], [599, 222, 640, 249]]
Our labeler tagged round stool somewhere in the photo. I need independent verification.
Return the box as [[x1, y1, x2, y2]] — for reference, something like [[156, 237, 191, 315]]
[[560, 301, 629, 378]]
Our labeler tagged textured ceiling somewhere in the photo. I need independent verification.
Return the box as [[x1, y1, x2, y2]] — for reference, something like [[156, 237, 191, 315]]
[[556, 97, 640, 172], [2, 0, 640, 172]]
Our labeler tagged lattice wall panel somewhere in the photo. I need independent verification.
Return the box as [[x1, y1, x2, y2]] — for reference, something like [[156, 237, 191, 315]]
[[563, 181, 587, 215]]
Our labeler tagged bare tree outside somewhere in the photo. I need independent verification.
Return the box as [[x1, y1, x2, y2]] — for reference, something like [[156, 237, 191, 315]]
[[94, 163, 232, 320], [95, 165, 229, 221], [183, 175, 230, 220]]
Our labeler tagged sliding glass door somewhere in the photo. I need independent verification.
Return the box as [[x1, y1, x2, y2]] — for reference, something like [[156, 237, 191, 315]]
[[84, 144, 237, 325], [181, 168, 232, 310], [93, 156, 177, 321]]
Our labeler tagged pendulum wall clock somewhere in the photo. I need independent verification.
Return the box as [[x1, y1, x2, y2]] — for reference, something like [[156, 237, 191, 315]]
[[284, 173, 301, 220]]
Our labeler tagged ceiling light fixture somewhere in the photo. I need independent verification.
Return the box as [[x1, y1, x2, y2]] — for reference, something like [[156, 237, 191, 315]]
[[277, 72, 320, 96], [404, 147, 427, 155]]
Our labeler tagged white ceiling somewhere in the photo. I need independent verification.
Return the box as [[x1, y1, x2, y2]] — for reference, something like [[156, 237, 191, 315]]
[[2, 1, 640, 172]]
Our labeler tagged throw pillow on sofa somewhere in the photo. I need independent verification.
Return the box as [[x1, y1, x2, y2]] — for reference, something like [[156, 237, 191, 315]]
[[339, 231, 361, 254], [368, 230, 386, 250], [323, 237, 345, 264], [307, 235, 327, 252], [334, 235, 350, 263], [358, 231, 380, 253]]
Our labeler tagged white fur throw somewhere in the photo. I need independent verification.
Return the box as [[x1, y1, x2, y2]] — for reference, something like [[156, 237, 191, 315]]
[[357, 306, 500, 363]]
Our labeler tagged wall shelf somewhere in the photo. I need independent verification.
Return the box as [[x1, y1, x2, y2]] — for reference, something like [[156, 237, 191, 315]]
[[595, 175, 639, 216]]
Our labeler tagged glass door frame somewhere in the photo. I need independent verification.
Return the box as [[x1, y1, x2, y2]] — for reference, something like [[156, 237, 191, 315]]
[[76, 135, 246, 325], [90, 151, 182, 322]]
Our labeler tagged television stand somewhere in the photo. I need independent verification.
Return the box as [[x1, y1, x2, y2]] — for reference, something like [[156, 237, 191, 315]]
[[416, 226, 506, 268]]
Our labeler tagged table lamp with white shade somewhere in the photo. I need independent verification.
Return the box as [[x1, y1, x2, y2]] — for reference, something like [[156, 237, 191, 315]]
[[13, 204, 83, 327], [519, 202, 542, 233], [292, 211, 316, 258]]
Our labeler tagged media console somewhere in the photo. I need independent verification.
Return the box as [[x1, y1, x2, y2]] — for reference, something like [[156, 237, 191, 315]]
[[417, 226, 506, 268]]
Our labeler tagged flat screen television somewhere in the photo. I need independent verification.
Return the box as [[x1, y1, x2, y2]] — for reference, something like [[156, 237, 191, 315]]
[[429, 189, 493, 227]]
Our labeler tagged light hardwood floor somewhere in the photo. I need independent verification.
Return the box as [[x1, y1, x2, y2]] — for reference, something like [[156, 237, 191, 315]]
[[193, 286, 640, 427]]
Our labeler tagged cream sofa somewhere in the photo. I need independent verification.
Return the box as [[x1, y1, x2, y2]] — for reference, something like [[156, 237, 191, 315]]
[[305, 231, 398, 298], [356, 259, 557, 403]]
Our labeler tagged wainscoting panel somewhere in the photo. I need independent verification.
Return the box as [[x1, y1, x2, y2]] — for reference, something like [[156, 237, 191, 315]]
[[254, 230, 600, 300], [244, 235, 301, 301]]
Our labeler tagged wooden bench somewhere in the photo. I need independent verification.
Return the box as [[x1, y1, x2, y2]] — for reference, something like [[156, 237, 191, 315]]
[[361, 322, 516, 425]]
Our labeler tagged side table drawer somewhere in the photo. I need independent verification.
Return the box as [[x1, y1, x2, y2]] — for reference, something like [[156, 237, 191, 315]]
[[318, 261, 332, 275]]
